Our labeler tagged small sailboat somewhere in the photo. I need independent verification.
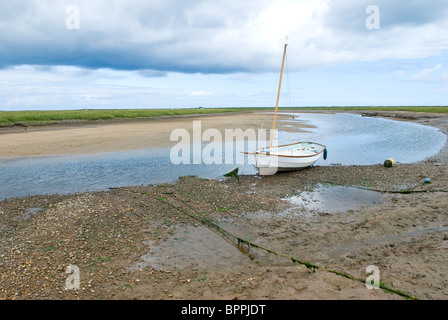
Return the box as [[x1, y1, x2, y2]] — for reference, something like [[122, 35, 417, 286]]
[[247, 43, 327, 175]]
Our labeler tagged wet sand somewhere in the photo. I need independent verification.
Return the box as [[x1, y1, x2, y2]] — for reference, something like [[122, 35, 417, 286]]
[[0, 110, 447, 301], [0, 111, 310, 158]]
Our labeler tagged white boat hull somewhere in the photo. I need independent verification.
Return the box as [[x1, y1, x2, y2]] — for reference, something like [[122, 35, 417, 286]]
[[253, 142, 326, 175]]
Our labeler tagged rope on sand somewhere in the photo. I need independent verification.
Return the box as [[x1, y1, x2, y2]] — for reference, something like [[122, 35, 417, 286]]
[[348, 185, 448, 194], [319, 181, 448, 194], [155, 194, 419, 300]]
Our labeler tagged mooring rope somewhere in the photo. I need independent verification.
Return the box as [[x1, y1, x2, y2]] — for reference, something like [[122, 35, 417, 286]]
[[155, 194, 419, 300], [351, 185, 448, 194], [317, 181, 448, 194]]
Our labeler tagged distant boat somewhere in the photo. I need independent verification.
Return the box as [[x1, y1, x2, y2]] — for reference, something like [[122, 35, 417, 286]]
[[245, 43, 327, 175]]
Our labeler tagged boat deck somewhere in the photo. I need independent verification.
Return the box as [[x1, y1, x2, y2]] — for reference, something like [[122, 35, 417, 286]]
[[259, 142, 325, 157]]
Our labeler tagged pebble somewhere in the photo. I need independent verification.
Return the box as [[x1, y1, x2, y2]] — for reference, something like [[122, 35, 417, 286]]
[[1, 156, 447, 300]]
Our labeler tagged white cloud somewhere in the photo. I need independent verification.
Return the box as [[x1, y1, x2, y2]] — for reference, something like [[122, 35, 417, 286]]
[[1, 0, 447, 73], [190, 91, 213, 97], [411, 64, 443, 81], [1, 0, 448, 109]]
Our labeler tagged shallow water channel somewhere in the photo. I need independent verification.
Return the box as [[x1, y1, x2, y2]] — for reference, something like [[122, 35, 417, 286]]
[[1, 112, 446, 200]]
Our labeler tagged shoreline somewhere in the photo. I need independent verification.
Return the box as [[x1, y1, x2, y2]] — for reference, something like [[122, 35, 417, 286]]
[[1, 110, 447, 300], [0, 111, 313, 159], [1, 108, 447, 162], [352, 110, 448, 165]]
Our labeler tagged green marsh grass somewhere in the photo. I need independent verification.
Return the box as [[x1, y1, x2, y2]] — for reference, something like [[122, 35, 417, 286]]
[[287, 106, 448, 113], [0, 108, 258, 125], [1, 106, 447, 126]]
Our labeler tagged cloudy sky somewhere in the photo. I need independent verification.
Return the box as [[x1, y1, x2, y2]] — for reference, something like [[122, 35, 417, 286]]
[[0, 0, 447, 110]]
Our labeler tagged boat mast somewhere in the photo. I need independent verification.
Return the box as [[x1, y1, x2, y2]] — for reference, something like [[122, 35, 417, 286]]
[[270, 43, 288, 149]]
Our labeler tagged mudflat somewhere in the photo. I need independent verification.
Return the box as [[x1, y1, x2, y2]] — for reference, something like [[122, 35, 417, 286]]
[[0, 110, 447, 300], [0, 111, 309, 158]]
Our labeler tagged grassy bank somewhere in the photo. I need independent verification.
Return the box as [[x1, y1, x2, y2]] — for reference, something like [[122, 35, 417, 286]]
[[1, 106, 447, 126], [0, 108, 260, 126], [285, 106, 448, 113]]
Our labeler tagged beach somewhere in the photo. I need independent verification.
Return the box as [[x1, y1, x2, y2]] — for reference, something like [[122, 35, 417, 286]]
[[0, 112, 308, 158], [0, 109, 447, 300]]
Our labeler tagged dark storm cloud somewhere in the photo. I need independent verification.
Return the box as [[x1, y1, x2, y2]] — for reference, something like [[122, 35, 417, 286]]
[[0, 0, 446, 73], [0, 0, 270, 73]]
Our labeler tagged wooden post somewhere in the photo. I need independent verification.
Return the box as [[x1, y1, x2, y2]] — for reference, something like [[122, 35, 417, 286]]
[[270, 43, 288, 150]]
